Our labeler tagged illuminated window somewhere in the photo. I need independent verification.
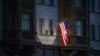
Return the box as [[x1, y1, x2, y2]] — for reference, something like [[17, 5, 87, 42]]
[[22, 14, 30, 30]]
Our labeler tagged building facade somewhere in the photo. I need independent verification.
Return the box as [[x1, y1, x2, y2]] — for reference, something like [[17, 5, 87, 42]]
[[36, 0, 58, 45], [34, 0, 60, 56], [58, 0, 90, 56], [0, 0, 92, 56], [89, 0, 100, 56], [1, 0, 40, 56]]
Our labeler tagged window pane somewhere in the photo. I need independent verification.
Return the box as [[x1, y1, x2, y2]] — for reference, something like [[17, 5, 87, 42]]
[[45, 50, 54, 56], [98, 26, 100, 40], [37, 0, 44, 4], [90, 25, 95, 40], [39, 18, 44, 34], [45, 0, 54, 6], [38, 49, 45, 56], [76, 20, 83, 36], [89, 0, 95, 12], [50, 0, 54, 6], [95, 0, 99, 12], [49, 20, 54, 35], [64, 0, 69, 6], [76, 0, 83, 7], [22, 14, 30, 30]]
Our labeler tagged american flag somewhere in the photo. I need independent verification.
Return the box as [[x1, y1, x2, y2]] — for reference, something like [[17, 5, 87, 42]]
[[59, 20, 69, 46]]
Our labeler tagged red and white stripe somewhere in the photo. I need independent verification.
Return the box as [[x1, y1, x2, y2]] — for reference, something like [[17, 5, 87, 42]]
[[59, 22, 69, 46]]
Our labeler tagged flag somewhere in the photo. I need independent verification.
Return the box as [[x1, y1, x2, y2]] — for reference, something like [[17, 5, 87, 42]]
[[59, 20, 69, 46]]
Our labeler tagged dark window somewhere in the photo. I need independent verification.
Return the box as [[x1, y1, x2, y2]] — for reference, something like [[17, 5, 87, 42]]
[[9, 12, 15, 30], [38, 49, 45, 56], [37, 0, 54, 6], [39, 18, 44, 34], [45, 49, 55, 56], [51, 50, 55, 56], [76, 0, 84, 8], [89, 0, 95, 12], [49, 20, 53, 35], [43, 49, 45, 56], [64, 0, 69, 6], [22, 1, 32, 9], [44, 0, 54, 6], [90, 25, 95, 40], [99, 26, 100, 40], [99, 0, 100, 12], [90, 53, 96, 56], [37, 0, 44, 4], [76, 20, 83, 36], [22, 14, 30, 30], [49, 0, 54, 6]]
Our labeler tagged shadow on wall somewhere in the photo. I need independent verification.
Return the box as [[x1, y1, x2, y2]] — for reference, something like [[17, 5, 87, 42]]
[[36, 36, 41, 42], [53, 37, 58, 45]]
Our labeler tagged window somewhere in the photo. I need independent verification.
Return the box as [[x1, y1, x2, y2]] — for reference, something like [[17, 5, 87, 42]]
[[76, 0, 83, 7], [90, 54, 96, 56], [89, 0, 95, 12], [90, 25, 95, 40], [99, 0, 100, 11], [76, 20, 83, 36], [22, 1, 32, 9], [45, 50, 55, 56], [39, 18, 44, 34], [49, 20, 54, 35], [64, 0, 69, 6], [51, 50, 55, 56], [22, 14, 30, 30], [9, 12, 15, 30], [99, 26, 100, 40], [89, 0, 100, 12], [37, 0, 44, 4], [38, 49, 45, 56], [37, 0, 54, 6], [47, 0, 54, 6]]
